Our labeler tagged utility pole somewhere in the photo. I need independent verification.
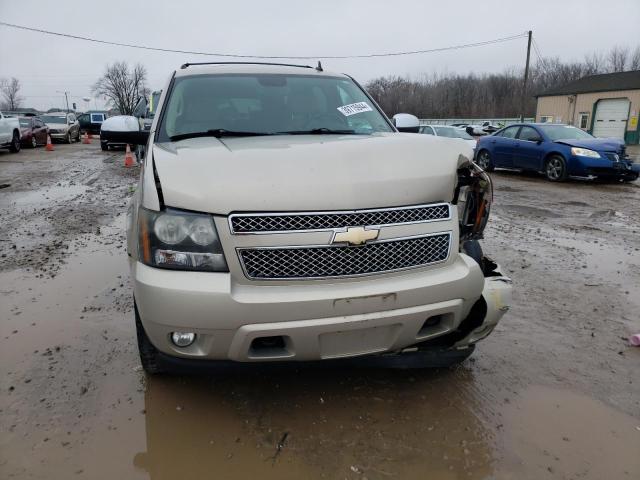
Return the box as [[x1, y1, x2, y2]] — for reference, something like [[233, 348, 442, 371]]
[[519, 30, 532, 122], [57, 90, 70, 112]]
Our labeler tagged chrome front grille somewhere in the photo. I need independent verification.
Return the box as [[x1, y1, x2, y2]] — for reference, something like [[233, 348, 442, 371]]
[[229, 204, 450, 234], [238, 233, 451, 280]]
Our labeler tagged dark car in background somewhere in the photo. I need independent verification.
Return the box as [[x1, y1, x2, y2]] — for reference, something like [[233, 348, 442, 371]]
[[78, 112, 108, 135], [475, 123, 639, 182], [19, 116, 49, 148]]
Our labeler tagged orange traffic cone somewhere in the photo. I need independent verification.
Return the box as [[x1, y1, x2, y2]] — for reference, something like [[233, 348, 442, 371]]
[[124, 144, 135, 167], [82, 132, 91, 144], [45, 134, 54, 151]]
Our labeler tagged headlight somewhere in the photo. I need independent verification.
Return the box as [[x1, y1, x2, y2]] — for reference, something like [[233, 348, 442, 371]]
[[138, 208, 228, 272], [454, 160, 493, 241], [571, 147, 600, 158]]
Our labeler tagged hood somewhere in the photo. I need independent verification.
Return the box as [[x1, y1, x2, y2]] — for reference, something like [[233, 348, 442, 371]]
[[150, 133, 470, 214], [555, 137, 624, 152]]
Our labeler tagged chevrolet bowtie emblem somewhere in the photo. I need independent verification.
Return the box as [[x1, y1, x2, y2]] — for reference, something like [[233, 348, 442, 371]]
[[333, 226, 379, 246]]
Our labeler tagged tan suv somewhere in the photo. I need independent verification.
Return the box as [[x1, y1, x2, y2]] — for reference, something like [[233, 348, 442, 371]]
[[113, 62, 511, 374]]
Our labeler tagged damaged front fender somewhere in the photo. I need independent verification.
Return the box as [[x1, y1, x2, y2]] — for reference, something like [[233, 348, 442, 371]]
[[454, 156, 493, 242]]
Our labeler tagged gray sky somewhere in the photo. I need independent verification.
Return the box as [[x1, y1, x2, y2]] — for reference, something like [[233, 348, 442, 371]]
[[1, 0, 639, 111]]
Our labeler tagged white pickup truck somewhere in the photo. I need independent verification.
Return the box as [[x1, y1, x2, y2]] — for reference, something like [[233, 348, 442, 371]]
[[0, 111, 21, 152]]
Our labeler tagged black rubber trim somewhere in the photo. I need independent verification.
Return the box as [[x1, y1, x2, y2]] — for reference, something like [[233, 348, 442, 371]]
[[155, 345, 475, 374]]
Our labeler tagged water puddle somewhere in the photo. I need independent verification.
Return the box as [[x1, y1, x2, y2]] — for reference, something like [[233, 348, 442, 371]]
[[497, 385, 640, 479], [0, 184, 88, 208]]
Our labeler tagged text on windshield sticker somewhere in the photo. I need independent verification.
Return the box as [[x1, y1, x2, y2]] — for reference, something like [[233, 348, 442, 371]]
[[337, 102, 373, 116]]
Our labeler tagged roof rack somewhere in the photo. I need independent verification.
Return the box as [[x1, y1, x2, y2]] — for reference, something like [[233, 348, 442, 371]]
[[180, 61, 314, 70]]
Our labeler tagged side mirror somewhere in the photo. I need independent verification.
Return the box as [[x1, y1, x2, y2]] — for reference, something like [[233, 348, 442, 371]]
[[100, 115, 150, 146], [392, 113, 420, 133]]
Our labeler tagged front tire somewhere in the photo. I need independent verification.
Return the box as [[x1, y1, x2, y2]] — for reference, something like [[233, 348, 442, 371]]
[[9, 131, 20, 153], [476, 149, 494, 172], [65, 132, 72, 144], [31, 135, 37, 148], [75, 129, 81, 142], [545, 155, 568, 182], [135, 304, 164, 375], [100, 141, 108, 151]]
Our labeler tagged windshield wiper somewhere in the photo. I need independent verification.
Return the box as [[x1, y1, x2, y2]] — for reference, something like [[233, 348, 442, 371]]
[[276, 128, 358, 135], [169, 129, 273, 142]]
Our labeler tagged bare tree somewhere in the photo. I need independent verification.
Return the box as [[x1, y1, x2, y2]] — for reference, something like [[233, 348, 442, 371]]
[[583, 52, 605, 75], [606, 46, 629, 72], [92, 62, 148, 115], [630, 46, 640, 70], [366, 43, 639, 119], [0, 77, 24, 111]]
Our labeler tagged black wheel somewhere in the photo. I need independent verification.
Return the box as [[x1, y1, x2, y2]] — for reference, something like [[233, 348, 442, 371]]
[[9, 131, 20, 153], [65, 132, 72, 144], [476, 149, 494, 172], [75, 129, 81, 142], [100, 141, 108, 151], [545, 155, 568, 182], [31, 135, 37, 148], [622, 173, 639, 182], [135, 303, 164, 375], [462, 240, 483, 267]]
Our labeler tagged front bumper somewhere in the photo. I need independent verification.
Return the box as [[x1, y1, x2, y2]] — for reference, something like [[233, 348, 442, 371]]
[[569, 155, 639, 179], [49, 131, 69, 140], [133, 253, 511, 363]]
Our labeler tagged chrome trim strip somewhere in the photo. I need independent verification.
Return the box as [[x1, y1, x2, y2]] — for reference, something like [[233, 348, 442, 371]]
[[228, 203, 452, 235], [236, 231, 453, 281]]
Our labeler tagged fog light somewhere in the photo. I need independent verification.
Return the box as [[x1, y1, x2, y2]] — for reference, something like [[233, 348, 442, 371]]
[[171, 331, 196, 347]]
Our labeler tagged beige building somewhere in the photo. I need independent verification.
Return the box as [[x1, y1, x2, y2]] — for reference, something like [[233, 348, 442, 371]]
[[535, 70, 640, 145]]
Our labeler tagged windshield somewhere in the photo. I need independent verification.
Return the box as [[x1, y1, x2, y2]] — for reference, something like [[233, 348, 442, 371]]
[[538, 125, 594, 141], [19, 119, 31, 127], [157, 73, 392, 141], [41, 115, 67, 124], [434, 126, 473, 140]]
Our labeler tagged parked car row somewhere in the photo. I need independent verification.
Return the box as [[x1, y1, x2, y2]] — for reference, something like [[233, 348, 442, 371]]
[[0, 110, 99, 153]]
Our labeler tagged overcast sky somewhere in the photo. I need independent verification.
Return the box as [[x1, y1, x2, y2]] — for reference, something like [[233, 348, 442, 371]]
[[1, 0, 639, 111]]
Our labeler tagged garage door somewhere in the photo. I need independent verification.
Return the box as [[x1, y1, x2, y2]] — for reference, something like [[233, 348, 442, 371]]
[[592, 98, 629, 139]]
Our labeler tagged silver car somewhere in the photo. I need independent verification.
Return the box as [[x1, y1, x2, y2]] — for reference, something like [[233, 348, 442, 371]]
[[419, 125, 478, 152], [41, 112, 80, 143], [115, 63, 511, 374]]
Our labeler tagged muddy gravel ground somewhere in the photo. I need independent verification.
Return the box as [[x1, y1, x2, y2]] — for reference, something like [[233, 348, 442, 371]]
[[1, 142, 639, 480]]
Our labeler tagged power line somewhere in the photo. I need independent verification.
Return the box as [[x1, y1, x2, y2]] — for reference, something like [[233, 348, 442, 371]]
[[531, 37, 544, 63], [0, 21, 527, 60]]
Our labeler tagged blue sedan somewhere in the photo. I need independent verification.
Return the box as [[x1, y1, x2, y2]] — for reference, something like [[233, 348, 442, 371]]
[[475, 123, 639, 182]]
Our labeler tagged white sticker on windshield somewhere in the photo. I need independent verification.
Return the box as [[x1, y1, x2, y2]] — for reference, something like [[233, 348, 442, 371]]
[[337, 102, 373, 116]]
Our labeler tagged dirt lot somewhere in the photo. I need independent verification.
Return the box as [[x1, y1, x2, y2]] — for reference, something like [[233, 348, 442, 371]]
[[1, 141, 639, 480]]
